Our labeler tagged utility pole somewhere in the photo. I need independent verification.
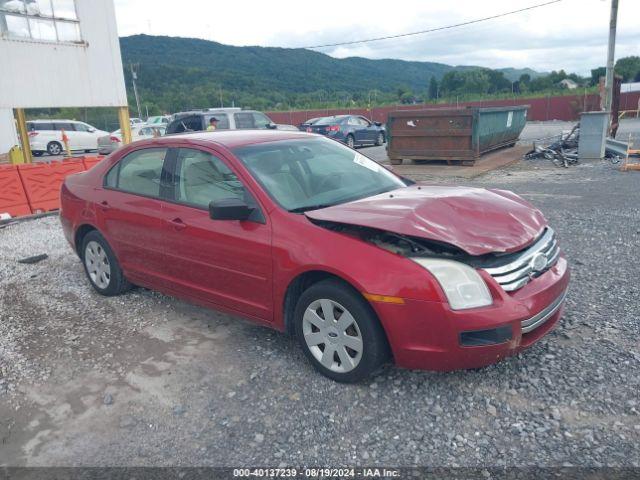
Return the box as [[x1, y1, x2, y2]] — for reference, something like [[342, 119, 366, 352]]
[[130, 63, 142, 119], [604, 0, 618, 113]]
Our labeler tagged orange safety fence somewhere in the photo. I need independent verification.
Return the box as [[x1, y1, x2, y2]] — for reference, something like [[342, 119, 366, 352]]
[[0, 156, 104, 218], [0, 165, 31, 217]]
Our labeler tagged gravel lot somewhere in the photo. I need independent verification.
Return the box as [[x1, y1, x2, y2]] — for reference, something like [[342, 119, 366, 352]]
[[1, 140, 639, 468]]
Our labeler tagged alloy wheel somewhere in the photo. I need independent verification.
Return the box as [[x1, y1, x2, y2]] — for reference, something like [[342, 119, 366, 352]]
[[347, 136, 355, 148], [84, 241, 111, 289], [302, 298, 363, 373], [48, 143, 62, 155]]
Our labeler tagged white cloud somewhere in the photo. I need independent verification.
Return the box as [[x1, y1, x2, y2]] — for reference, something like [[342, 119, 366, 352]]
[[113, 0, 639, 74]]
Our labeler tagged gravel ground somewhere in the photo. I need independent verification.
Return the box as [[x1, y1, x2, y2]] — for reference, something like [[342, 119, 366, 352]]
[[1, 149, 639, 468]]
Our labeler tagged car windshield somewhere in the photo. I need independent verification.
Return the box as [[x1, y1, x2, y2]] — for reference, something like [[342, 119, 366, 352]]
[[233, 137, 405, 212]]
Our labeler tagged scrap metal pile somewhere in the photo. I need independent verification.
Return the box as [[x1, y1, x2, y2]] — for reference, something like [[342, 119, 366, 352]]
[[525, 125, 580, 168], [524, 124, 622, 168]]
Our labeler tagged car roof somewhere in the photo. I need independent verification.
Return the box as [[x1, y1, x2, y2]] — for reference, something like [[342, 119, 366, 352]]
[[30, 119, 80, 123], [173, 108, 248, 117], [142, 129, 314, 149]]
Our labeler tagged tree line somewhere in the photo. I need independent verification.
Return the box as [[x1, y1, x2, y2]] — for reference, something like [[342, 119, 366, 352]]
[[423, 56, 640, 102]]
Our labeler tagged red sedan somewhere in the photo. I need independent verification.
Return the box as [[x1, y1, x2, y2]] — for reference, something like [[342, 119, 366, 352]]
[[60, 130, 570, 382]]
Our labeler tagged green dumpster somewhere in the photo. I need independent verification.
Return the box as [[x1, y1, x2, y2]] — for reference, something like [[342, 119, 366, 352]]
[[386, 105, 529, 165]]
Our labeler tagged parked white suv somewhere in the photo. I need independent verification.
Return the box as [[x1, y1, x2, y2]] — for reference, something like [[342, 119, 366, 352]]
[[27, 120, 109, 156]]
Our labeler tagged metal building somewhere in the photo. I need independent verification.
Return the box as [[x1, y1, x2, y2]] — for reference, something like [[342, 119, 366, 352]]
[[0, 0, 131, 161]]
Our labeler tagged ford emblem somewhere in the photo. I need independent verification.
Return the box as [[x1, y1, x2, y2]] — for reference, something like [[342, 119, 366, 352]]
[[530, 253, 548, 273]]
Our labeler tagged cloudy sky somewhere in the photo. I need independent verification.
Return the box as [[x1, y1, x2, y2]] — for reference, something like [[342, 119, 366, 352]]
[[113, 0, 639, 75]]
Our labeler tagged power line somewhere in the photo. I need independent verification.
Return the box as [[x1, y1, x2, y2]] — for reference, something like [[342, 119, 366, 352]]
[[299, 0, 563, 50]]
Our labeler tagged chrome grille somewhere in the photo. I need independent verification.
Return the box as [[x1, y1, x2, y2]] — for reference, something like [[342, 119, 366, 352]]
[[484, 228, 560, 292]]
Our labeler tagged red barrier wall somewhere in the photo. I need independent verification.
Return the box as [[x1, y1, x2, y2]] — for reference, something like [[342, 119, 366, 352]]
[[17, 159, 86, 213], [267, 92, 640, 125], [0, 165, 31, 217], [0, 156, 105, 218]]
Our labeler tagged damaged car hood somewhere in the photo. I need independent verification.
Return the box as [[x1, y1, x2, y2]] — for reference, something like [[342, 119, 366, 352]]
[[305, 185, 547, 256]]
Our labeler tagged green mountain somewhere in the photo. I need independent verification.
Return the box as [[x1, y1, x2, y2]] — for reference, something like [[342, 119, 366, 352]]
[[118, 35, 544, 113], [497, 67, 548, 82]]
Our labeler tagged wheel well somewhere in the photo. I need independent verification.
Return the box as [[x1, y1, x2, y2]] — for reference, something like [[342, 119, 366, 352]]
[[283, 270, 393, 360], [283, 270, 371, 336], [74, 224, 97, 256]]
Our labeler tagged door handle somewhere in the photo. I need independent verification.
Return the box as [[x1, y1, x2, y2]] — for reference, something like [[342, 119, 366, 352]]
[[169, 217, 187, 231], [99, 200, 110, 211]]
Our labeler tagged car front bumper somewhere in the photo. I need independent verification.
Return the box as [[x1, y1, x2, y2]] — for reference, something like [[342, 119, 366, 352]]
[[373, 256, 570, 371]]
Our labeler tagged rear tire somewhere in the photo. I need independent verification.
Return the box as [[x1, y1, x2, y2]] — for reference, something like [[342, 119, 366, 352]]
[[81, 231, 132, 296], [32, 151, 44, 157], [294, 279, 389, 383], [346, 135, 355, 149], [47, 141, 63, 156], [390, 158, 403, 165]]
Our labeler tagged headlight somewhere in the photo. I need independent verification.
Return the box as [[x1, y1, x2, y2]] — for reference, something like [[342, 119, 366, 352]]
[[412, 258, 493, 310]]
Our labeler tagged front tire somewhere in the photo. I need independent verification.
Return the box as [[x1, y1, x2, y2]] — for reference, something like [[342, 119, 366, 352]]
[[294, 279, 389, 383], [375, 132, 385, 146], [81, 231, 131, 296]]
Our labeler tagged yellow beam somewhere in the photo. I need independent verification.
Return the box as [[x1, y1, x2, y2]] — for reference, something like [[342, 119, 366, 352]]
[[117, 107, 132, 145], [14, 108, 32, 164]]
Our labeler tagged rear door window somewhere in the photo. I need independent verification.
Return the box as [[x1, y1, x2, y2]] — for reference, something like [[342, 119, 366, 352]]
[[173, 148, 245, 208], [105, 148, 168, 198], [53, 122, 75, 131]]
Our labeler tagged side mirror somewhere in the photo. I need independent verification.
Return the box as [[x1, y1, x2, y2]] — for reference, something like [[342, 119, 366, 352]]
[[374, 121, 382, 127], [88, 127, 96, 132], [266, 122, 278, 130], [209, 198, 254, 221]]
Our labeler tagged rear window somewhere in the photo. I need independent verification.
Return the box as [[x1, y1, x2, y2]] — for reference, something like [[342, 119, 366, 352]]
[[167, 115, 203, 134], [314, 116, 345, 125]]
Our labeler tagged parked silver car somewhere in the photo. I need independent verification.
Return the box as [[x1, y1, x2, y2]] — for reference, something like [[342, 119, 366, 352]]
[[97, 124, 166, 155]]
